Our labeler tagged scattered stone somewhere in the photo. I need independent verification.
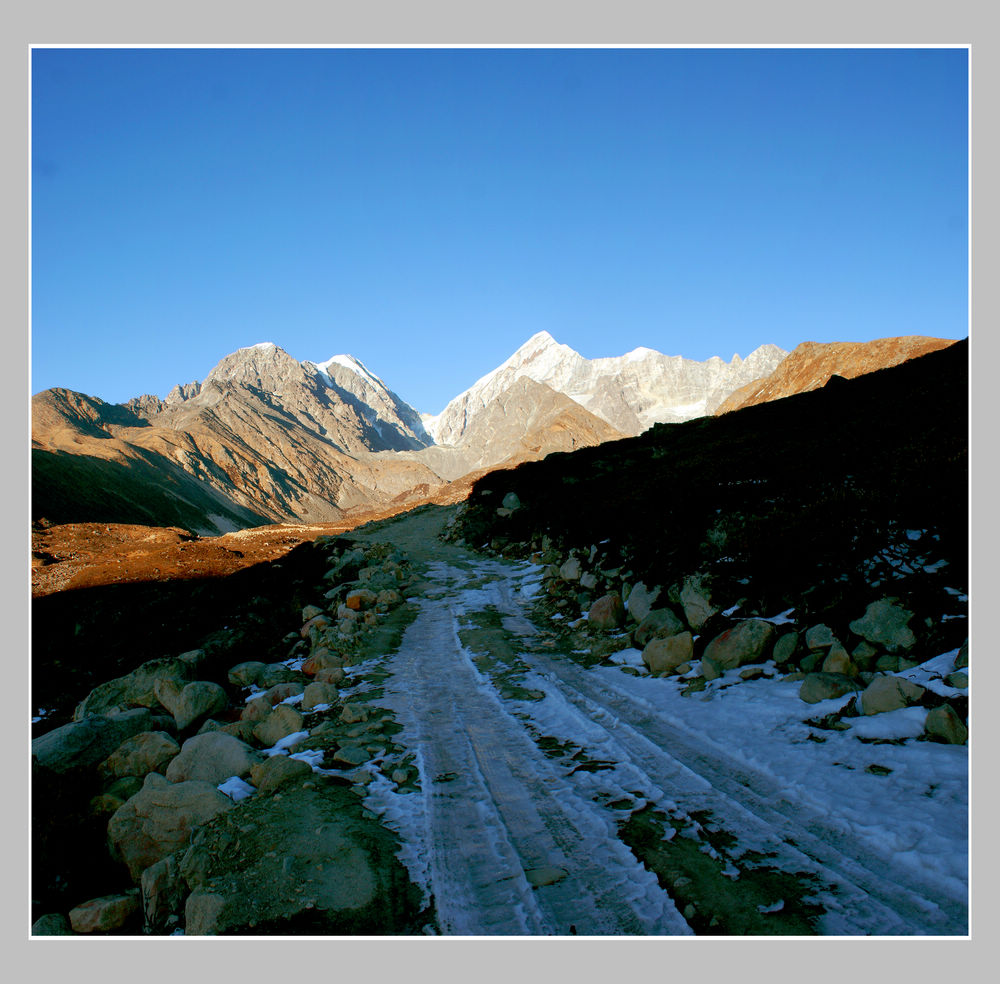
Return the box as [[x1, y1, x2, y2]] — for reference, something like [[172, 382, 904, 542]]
[[740, 666, 766, 680], [849, 598, 917, 652], [32, 708, 159, 775], [588, 593, 625, 630], [332, 746, 371, 767], [502, 492, 521, 511], [799, 672, 861, 704], [165, 732, 261, 785], [634, 608, 686, 647], [700, 655, 722, 681], [702, 619, 776, 671], [340, 703, 369, 725], [228, 661, 267, 687], [924, 703, 968, 744], [376, 589, 403, 610], [68, 890, 140, 933], [314, 666, 346, 686], [107, 773, 235, 881], [99, 731, 180, 780], [391, 768, 409, 785], [860, 675, 926, 715], [579, 572, 599, 591], [642, 633, 694, 676]]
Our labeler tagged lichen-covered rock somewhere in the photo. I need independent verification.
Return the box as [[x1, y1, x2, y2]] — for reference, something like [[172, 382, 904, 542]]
[[849, 599, 917, 652]]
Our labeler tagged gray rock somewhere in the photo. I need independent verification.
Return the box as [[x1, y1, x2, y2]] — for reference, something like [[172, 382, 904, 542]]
[[798, 672, 861, 704], [165, 732, 261, 785], [559, 557, 582, 582], [849, 598, 917, 652], [170, 682, 229, 731], [821, 646, 857, 677], [502, 492, 521, 511], [579, 572, 599, 591], [302, 681, 339, 711], [253, 704, 306, 747], [804, 624, 838, 650], [249, 754, 313, 794], [702, 619, 776, 671], [107, 772, 235, 881], [860, 675, 925, 715], [259, 663, 302, 688], [33, 708, 159, 775]]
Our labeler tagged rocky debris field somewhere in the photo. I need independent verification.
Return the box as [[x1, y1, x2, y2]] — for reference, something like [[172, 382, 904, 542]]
[[32, 533, 434, 935]]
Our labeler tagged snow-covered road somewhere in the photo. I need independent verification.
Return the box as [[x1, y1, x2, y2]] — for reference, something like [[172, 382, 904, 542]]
[[358, 542, 967, 937]]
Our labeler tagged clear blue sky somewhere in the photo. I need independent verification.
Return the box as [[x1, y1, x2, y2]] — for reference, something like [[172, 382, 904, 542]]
[[31, 47, 968, 414]]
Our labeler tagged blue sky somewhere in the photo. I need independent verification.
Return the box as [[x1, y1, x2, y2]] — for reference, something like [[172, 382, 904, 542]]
[[31, 47, 968, 414]]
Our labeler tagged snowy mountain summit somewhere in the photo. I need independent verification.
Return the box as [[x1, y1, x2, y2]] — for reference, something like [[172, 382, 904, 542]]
[[423, 331, 787, 446]]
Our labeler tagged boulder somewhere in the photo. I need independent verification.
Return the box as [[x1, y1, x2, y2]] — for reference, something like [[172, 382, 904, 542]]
[[32, 708, 159, 775], [945, 671, 969, 690], [559, 557, 582, 582], [588, 593, 625, 630], [107, 772, 235, 881], [340, 703, 369, 725], [772, 632, 799, 665], [799, 672, 861, 704], [702, 619, 776, 671], [314, 666, 346, 686], [376, 589, 403, 610], [68, 890, 140, 933], [821, 646, 858, 677], [179, 783, 419, 935], [804, 624, 838, 650], [642, 633, 694, 676], [634, 608, 686, 647], [700, 655, 722, 681], [301, 604, 324, 622], [241, 683, 304, 721], [501, 491, 521, 511], [259, 663, 302, 688], [169, 682, 229, 731], [849, 599, 917, 652], [99, 731, 180, 780], [579, 572, 599, 591], [165, 732, 261, 785], [74, 657, 192, 720], [249, 755, 313, 794], [860, 675, 926, 715], [302, 649, 343, 676], [253, 705, 306, 747], [345, 588, 377, 612], [301, 614, 332, 639], [924, 703, 968, 744], [302, 681, 339, 711], [626, 582, 661, 624], [227, 661, 267, 687], [140, 852, 188, 932], [31, 913, 74, 935], [679, 575, 718, 630]]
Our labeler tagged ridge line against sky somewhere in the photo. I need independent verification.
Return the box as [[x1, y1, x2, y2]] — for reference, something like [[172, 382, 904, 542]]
[[31, 46, 968, 415]]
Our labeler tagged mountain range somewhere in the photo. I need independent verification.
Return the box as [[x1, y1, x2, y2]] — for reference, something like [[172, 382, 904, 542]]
[[31, 331, 956, 535]]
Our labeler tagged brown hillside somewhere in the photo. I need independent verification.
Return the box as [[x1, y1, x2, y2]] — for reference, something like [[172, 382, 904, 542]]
[[715, 336, 959, 414]]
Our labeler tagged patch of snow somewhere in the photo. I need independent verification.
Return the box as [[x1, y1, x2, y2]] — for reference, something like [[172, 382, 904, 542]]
[[289, 748, 326, 769], [906, 530, 925, 541], [757, 608, 796, 626], [217, 776, 256, 802], [280, 693, 304, 706], [263, 731, 310, 757], [923, 560, 950, 573], [607, 648, 645, 668], [758, 899, 785, 914], [847, 707, 928, 740], [722, 604, 741, 617]]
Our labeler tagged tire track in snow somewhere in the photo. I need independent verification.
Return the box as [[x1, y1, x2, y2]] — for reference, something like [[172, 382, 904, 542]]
[[376, 570, 691, 936]]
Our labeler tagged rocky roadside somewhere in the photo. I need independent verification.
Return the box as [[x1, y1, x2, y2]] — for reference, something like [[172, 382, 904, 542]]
[[31, 534, 435, 936]]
